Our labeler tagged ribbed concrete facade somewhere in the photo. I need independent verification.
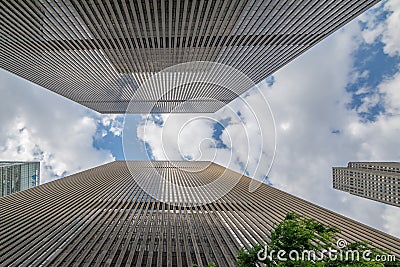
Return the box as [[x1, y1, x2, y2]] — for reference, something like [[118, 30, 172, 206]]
[[0, 161, 40, 197], [333, 162, 400, 208], [0, 0, 380, 113], [1, 161, 398, 266]]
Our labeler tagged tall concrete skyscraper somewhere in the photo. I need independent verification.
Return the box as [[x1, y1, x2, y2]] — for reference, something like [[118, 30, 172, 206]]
[[0, 161, 40, 197], [333, 162, 400, 208], [1, 161, 398, 266], [0, 0, 380, 113]]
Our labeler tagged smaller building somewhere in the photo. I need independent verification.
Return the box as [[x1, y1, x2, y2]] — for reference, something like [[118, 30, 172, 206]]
[[333, 162, 400, 207], [0, 161, 40, 197]]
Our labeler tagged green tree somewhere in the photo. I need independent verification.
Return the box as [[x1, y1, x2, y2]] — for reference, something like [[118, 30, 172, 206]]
[[268, 213, 339, 252], [236, 213, 399, 267]]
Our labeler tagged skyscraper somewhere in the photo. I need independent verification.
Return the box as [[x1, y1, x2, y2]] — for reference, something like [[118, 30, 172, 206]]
[[0, 161, 40, 197], [333, 162, 400, 208], [0, 0, 380, 113], [1, 161, 398, 266]]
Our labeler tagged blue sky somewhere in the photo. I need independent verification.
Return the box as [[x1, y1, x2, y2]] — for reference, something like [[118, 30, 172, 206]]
[[0, 0, 399, 238]]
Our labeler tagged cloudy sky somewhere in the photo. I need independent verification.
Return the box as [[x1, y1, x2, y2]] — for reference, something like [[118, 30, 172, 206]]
[[1, 1, 399, 238]]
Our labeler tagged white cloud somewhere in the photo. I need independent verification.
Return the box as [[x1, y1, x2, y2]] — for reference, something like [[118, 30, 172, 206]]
[[379, 66, 400, 115], [137, 88, 276, 185], [381, 0, 400, 56], [357, 93, 381, 113], [361, 0, 400, 56], [383, 206, 400, 237], [101, 114, 124, 136], [0, 71, 115, 183], [137, 113, 239, 172]]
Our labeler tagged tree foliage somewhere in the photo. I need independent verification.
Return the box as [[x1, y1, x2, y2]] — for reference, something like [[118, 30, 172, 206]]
[[268, 213, 338, 252], [236, 213, 399, 267]]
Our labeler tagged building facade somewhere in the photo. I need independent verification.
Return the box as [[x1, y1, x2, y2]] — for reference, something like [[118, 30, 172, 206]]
[[0, 161, 40, 197], [1, 161, 398, 266], [333, 162, 400, 208], [0, 0, 380, 113]]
